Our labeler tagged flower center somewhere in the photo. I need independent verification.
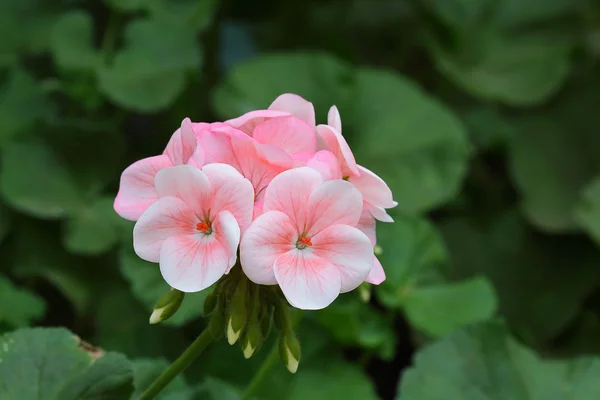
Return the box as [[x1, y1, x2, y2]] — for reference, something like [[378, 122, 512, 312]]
[[196, 220, 212, 235], [296, 236, 312, 250]]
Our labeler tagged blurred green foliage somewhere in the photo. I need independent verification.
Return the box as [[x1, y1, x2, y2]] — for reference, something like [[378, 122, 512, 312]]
[[1, 0, 600, 399]]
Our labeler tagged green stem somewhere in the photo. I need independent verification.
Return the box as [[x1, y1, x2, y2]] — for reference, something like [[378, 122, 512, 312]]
[[242, 344, 280, 400], [138, 329, 214, 400]]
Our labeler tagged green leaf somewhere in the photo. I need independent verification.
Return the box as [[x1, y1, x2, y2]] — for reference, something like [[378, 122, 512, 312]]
[[132, 358, 194, 399], [289, 362, 379, 400], [0, 140, 84, 219], [63, 197, 122, 255], [0, 204, 10, 245], [576, 175, 600, 245], [98, 17, 201, 112], [440, 212, 600, 344], [403, 277, 498, 337], [351, 69, 471, 214], [198, 377, 241, 400], [213, 52, 354, 121], [423, 0, 576, 105], [0, 275, 45, 328], [105, 0, 151, 12], [51, 11, 99, 70], [314, 295, 395, 359], [0, 328, 134, 400], [399, 321, 600, 399], [0, 70, 49, 146], [120, 245, 209, 326], [376, 216, 449, 308]]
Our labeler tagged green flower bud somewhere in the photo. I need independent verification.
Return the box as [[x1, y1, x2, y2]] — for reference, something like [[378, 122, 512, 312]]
[[279, 330, 301, 374], [203, 290, 218, 315], [149, 288, 184, 324], [358, 282, 371, 303], [241, 322, 263, 359], [227, 279, 248, 345], [208, 297, 225, 339]]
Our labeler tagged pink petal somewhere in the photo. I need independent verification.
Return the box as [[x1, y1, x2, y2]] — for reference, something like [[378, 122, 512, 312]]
[[327, 106, 342, 132], [366, 203, 394, 223], [348, 165, 395, 209], [253, 115, 316, 155], [365, 256, 385, 285], [273, 249, 341, 310], [307, 150, 342, 181], [357, 207, 377, 246], [154, 165, 211, 211], [263, 167, 322, 232], [197, 129, 239, 167], [306, 180, 363, 236], [159, 233, 230, 292], [163, 118, 197, 165], [201, 163, 254, 233], [213, 210, 241, 273], [226, 110, 290, 136], [187, 145, 205, 168], [240, 210, 296, 285], [268, 94, 316, 127], [311, 224, 373, 292], [114, 155, 173, 221], [316, 124, 360, 177], [133, 197, 196, 262]]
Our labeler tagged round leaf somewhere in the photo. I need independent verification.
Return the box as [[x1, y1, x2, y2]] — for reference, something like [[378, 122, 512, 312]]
[[51, 11, 99, 70], [0, 275, 45, 328]]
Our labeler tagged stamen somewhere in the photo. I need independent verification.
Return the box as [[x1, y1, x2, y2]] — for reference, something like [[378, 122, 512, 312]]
[[296, 236, 312, 249], [196, 221, 212, 234]]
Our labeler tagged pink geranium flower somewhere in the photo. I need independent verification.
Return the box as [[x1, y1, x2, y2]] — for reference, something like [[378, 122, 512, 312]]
[[240, 167, 373, 310], [133, 164, 254, 292], [114, 118, 199, 221]]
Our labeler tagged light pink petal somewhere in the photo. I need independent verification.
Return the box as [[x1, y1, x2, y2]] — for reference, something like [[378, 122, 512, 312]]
[[312, 224, 373, 292], [348, 165, 395, 209], [240, 210, 296, 285], [226, 110, 290, 135], [154, 165, 211, 210], [253, 115, 316, 155], [316, 124, 360, 177], [252, 201, 264, 220], [114, 155, 173, 221], [164, 118, 197, 165], [274, 249, 341, 310], [263, 167, 322, 232], [306, 180, 363, 236], [327, 106, 342, 132], [268, 94, 316, 127], [365, 256, 385, 285], [366, 203, 394, 223], [133, 197, 196, 262], [307, 150, 343, 181], [159, 233, 230, 292], [213, 210, 241, 273], [202, 163, 254, 233], [187, 145, 205, 168], [357, 207, 377, 246], [197, 129, 239, 167], [256, 142, 294, 169]]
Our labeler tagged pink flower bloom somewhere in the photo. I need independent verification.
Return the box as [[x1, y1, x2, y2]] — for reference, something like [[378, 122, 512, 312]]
[[114, 118, 199, 221], [356, 208, 386, 285], [133, 164, 254, 292], [240, 168, 373, 310]]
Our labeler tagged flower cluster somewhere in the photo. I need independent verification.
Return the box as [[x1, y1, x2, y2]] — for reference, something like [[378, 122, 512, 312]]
[[114, 94, 396, 310]]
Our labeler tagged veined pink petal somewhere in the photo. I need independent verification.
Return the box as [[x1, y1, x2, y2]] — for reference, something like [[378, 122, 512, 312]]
[[316, 124, 360, 177], [240, 210, 296, 285], [164, 118, 197, 165], [357, 207, 377, 246], [187, 145, 205, 168], [255, 142, 294, 169], [365, 256, 385, 285], [213, 210, 241, 273], [263, 167, 322, 233], [366, 203, 394, 223], [159, 233, 230, 292], [202, 163, 254, 233], [197, 129, 239, 167], [311, 224, 373, 292], [133, 197, 196, 262], [348, 165, 396, 209], [155, 165, 211, 210], [268, 94, 316, 127], [327, 105, 342, 133], [114, 155, 173, 221], [253, 115, 316, 156], [273, 249, 341, 310], [226, 110, 290, 136], [307, 150, 342, 181], [306, 180, 363, 236]]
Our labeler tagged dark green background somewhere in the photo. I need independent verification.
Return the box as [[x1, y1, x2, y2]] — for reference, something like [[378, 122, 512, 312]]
[[2, 0, 600, 399]]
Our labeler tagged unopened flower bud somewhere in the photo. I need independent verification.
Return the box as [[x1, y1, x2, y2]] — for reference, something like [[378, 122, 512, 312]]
[[149, 288, 184, 324], [358, 282, 371, 303], [279, 330, 301, 374], [241, 323, 262, 359], [227, 280, 248, 345], [374, 244, 383, 256], [203, 290, 218, 315]]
